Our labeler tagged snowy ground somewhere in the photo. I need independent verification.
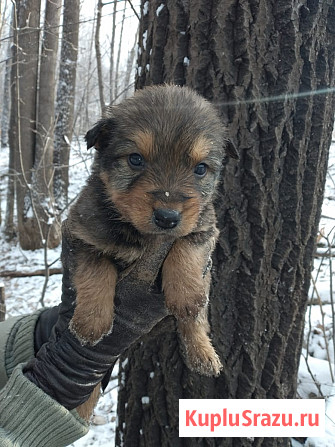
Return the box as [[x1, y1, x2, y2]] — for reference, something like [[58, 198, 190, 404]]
[[0, 139, 334, 446]]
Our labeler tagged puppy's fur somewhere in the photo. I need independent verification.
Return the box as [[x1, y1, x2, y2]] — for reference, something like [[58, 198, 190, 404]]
[[68, 85, 238, 420]]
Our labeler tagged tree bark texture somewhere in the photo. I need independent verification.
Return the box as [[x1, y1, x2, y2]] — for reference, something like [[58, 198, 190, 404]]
[[116, 1, 335, 447], [10, 0, 41, 249], [54, 0, 80, 210]]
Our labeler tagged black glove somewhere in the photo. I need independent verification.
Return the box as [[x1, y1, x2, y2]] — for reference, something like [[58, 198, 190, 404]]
[[24, 221, 173, 410]]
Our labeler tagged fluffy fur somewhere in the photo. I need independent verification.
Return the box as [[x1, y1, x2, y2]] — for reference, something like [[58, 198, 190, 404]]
[[68, 85, 238, 420]]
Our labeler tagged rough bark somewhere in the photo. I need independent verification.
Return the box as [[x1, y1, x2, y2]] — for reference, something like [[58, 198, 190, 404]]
[[54, 0, 80, 210], [10, 0, 41, 250], [116, 1, 335, 447]]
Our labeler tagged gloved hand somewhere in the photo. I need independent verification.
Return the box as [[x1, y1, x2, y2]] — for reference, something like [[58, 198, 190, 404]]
[[24, 220, 173, 410]]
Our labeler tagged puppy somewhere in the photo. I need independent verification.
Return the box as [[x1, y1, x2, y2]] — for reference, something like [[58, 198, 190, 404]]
[[67, 85, 238, 419]]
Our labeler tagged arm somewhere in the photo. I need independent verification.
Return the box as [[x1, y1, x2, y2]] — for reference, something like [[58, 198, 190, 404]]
[[0, 312, 88, 447], [0, 221, 173, 445]]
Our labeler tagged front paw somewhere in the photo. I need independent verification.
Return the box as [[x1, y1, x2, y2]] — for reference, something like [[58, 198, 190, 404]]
[[185, 345, 223, 377], [69, 312, 113, 346]]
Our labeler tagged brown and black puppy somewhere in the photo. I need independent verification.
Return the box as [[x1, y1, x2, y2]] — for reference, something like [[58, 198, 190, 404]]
[[67, 85, 238, 417]]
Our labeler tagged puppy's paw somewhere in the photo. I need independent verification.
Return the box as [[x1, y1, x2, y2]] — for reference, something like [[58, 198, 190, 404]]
[[178, 317, 223, 377], [185, 343, 223, 377], [69, 313, 113, 346]]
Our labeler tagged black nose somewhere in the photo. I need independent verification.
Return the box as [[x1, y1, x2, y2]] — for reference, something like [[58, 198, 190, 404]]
[[153, 209, 181, 229]]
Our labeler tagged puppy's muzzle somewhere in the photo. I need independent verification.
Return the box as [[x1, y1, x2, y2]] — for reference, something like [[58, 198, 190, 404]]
[[153, 209, 181, 229]]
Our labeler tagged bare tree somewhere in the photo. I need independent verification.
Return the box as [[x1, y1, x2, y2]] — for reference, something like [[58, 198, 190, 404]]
[[73, 15, 97, 133], [109, 0, 117, 103], [0, 0, 8, 39], [3, 13, 14, 238], [0, 4, 12, 148], [114, 0, 126, 101], [8, 0, 64, 249], [1, 5, 13, 237], [95, 0, 106, 114], [54, 0, 80, 210], [31, 0, 62, 248], [121, 27, 138, 100], [1, 47, 11, 148], [116, 1, 335, 446], [9, 0, 41, 249]]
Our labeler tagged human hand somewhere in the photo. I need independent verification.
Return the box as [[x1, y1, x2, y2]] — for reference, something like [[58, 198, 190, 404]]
[[24, 222, 173, 411]]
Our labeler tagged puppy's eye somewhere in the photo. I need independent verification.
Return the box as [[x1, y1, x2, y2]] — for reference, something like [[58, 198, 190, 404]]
[[128, 153, 144, 169], [194, 163, 207, 177]]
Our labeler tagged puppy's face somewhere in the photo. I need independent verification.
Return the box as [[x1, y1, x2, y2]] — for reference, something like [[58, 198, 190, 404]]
[[87, 86, 238, 237]]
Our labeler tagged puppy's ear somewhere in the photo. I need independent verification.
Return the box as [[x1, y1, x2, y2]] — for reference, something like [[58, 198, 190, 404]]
[[85, 119, 115, 150], [224, 139, 239, 160]]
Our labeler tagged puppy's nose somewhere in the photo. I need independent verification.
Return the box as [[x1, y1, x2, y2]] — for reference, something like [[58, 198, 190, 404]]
[[153, 209, 180, 229]]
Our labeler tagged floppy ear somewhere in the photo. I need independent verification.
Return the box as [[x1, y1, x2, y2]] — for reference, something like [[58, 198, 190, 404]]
[[85, 118, 115, 150], [224, 139, 239, 160]]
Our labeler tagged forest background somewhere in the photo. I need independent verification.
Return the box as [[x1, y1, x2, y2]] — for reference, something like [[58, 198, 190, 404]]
[[0, 1, 335, 446]]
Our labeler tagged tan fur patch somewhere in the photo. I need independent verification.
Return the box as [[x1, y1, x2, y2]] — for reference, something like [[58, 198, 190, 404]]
[[111, 181, 202, 237], [111, 181, 153, 234], [76, 384, 101, 421], [189, 135, 211, 164], [178, 308, 222, 377], [178, 197, 201, 235], [162, 238, 210, 319], [129, 130, 154, 159], [70, 253, 117, 344]]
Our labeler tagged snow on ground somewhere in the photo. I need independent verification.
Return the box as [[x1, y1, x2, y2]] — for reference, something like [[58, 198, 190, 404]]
[[0, 138, 335, 446]]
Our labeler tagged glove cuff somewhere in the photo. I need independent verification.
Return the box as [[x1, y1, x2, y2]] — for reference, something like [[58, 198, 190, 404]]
[[24, 328, 118, 409], [0, 363, 88, 446], [0, 311, 43, 389]]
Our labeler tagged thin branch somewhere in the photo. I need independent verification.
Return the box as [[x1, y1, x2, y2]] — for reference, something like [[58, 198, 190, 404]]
[[127, 0, 140, 20], [0, 268, 62, 278]]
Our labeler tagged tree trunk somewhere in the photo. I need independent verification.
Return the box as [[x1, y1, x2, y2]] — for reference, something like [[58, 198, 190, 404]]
[[10, 0, 41, 250], [109, 0, 117, 104], [53, 0, 80, 210], [116, 1, 335, 447], [4, 6, 15, 239], [4, 140, 15, 239], [95, 0, 105, 115], [0, 5, 13, 229], [0, 286, 5, 322], [1, 52, 11, 148], [114, 0, 126, 101], [31, 0, 62, 249], [1, 11, 12, 149], [121, 28, 138, 101]]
